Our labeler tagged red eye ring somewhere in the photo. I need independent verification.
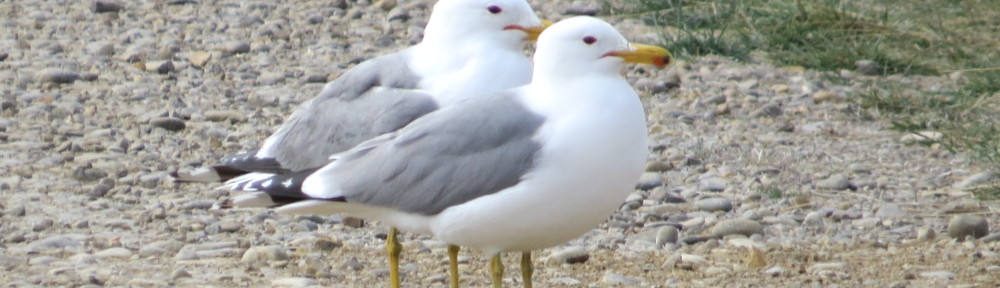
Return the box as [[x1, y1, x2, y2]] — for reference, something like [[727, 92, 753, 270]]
[[487, 5, 502, 14], [583, 36, 597, 44]]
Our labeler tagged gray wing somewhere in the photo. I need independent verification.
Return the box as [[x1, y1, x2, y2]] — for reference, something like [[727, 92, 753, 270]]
[[258, 51, 439, 171], [314, 92, 546, 215]]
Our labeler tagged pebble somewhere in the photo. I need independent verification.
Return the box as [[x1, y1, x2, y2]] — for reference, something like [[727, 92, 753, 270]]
[[807, 262, 847, 273], [92, 0, 125, 13], [241, 245, 289, 264], [764, 266, 784, 276], [695, 197, 733, 212], [95, 247, 133, 258], [204, 110, 247, 123], [271, 277, 316, 288], [149, 117, 186, 131], [635, 172, 663, 190], [698, 176, 727, 192], [708, 219, 763, 238], [601, 273, 645, 286], [947, 214, 989, 240], [981, 232, 1000, 243], [855, 60, 879, 75], [188, 51, 212, 67], [170, 269, 191, 279], [655, 226, 679, 246], [815, 174, 852, 190], [549, 277, 582, 285], [35, 68, 80, 84], [875, 204, 906, 218], [218, 41, 251, 55], [953, 172, 994, 188], [29, 235, 83, 251], [751, 103, 782, 118], [545, 246, 589, 265], [144, 60, 174, 74], [918, 271, 955, 280], [563, 0, 601, 16]]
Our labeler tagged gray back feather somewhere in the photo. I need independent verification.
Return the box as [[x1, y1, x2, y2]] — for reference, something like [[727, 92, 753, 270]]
[[263, 52, 438, 171], [323, 92, 545, 215]]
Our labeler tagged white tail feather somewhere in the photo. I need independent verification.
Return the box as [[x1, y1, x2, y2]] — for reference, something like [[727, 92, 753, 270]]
[[225, 172, 277, 191], [231, 192, 277, 208]]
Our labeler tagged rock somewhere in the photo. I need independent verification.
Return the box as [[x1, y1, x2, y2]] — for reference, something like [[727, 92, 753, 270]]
[[815, 174, 852, 190], [144, 60, 174, 74], [953, 172, 995, 188], [635, 172, 662, 190], [31, 219, 53, 231], [72, 166, 108, 182], [699, 176, 727, 192], [149, 117, 186, 131], [855, 60, 879, 75], [947, 214, 989, 240], [549, 277, 582, 285], [375, 0, 396, 11], [695, 197, 733, 212], [655, 226, 679, 246], [919, 271, 955, 280], [241, 245, 289, 264], [875, 204, 906, 218], [188, 51, 212, 67], [35, 68, 80, 84], [564, 0, 601, 16], [80, 72, 99, 81], [980, 232, 1000, 243], [218, 41, 251, 56], [601, 273, 645, 286], [803, 211, 826, 229], [386, 7, 411, 22], [170, 268, 191, 279], [708, 219, 763, 238], [811, 90, 840, 103], [900, 131, 943, 144], [751, 103, 782, 118], [917, 226, 936, 241], [8, 205, 26, 217], [808, 262, 847, 273], [272, 277, 316, 288], [92, 0, 125, 13], [765, 266, 784, 276], [545, 246, 589, 265], [95, 247, 132, 258], [29, 235, 83, 251], [204, 110, 247, 123]]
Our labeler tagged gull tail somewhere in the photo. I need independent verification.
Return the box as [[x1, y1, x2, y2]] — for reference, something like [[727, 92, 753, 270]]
[[221, 168, 337, 209], [171, 152, 289, 183]]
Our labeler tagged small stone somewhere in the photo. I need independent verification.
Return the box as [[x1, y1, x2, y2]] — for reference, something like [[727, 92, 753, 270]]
[[853, 217, 881, 229], [708, 219, 763, 238], [811, 90, 840, 103], [149, 117, 186, 131], [917, 226, 936, 241], [855, 60, 879, 75], [272, 277, 316, 288], [564, 0, 601, 16], [95, 247, 132, 258], [953, 172, 995, 188], [751, 103, 782, 118], [645, 161, 673, 172], [89, 183, 112, 198], [375, 0, 396, 11], [204, 110, 247, 123], [815, 174, 852, 190], [304, 74, 328, 83], [8, 205, 26, 217], [549, 277, 582, 285], [695, 197, 733, 212], [72, 166, 108, 182], [386, 7, 411, 22], [241, 245, 289, 264], [947, 214, 989, 240], [144, 60, 174, 74], [189, 51, 212, 67], [601, 273, 645, 286], [808, 262, 847, 273], [29, 235, 83, 251], [803, 211, 826, 229], [980, 232, 1000, 243], [635, 172, 663, 190], [919, 271, 955, 280], [218, 41, 251, 55], [875, 204, 906, 218], [170, 268, 191, 279], [35, 68, 80, 84], [80, 72, 99, 81], [342, 216, 365, 228], [655, 226, 679, 246], [765, 266, 784, 276], [32, 219, 53, 231], [92, 0, 125, 13], [545, 246, 589, 265], [900, 131, 943, 144], [699, 177, 727, 192]]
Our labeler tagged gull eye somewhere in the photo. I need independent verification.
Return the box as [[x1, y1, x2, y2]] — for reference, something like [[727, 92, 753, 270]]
[[487, 5, 502, 14], [582, 36, 597, 45]]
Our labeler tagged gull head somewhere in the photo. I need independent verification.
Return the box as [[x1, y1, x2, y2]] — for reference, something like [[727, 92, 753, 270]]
[[533, 16, 671, 78], [424, 0, 547, 47]]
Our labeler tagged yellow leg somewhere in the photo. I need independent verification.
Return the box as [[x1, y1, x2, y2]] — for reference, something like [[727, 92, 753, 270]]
[[520, 252, 533, 288], [448, 245, 460, 288], [490, 254, 504, 288], [387, 228, 402, 288]]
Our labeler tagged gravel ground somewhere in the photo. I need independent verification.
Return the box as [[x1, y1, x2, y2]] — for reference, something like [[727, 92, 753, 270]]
[[1, 0, 998, 287]]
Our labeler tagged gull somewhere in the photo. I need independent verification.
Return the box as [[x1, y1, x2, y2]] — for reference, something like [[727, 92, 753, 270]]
[[229, 16, 670, 287], [174, 0, 547, 287]]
